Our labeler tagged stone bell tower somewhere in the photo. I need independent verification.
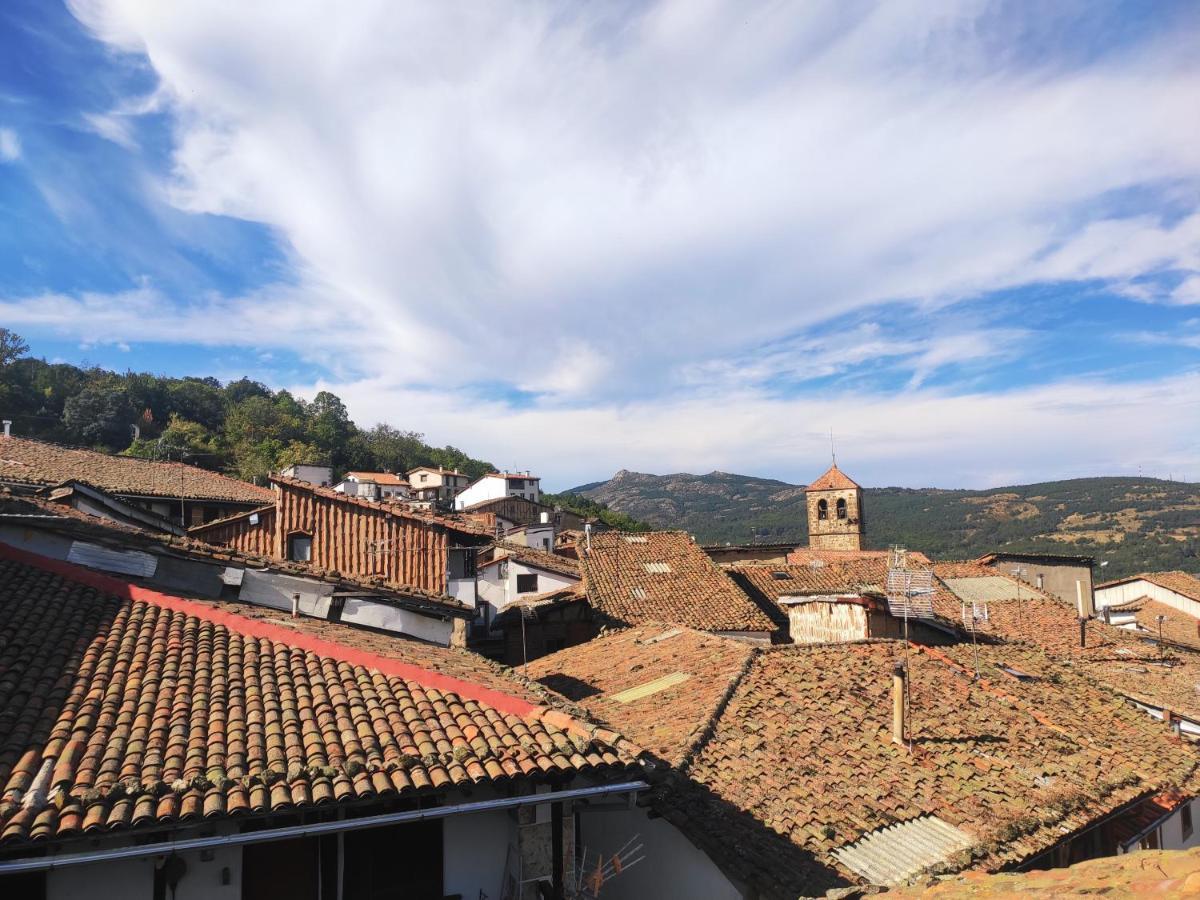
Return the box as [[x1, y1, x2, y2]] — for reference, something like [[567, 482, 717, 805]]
[[806, 463, 864, 551]]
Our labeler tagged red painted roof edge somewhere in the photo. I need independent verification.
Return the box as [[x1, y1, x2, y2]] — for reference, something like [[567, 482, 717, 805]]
[[0, 540, 540, 720]]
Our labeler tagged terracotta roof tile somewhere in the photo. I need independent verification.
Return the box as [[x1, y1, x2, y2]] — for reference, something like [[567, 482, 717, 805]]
[[1106, 596, 1200, 652], [531, 628, 1200, 897], [482, 542, 581, 578], [0, 552, 639, 848], [344, 472, 408, 486], [580, 531, 776, 633], [0, 436, 272, 504], [1099, 570, 1200, 603], [804, 464, 861, 492]]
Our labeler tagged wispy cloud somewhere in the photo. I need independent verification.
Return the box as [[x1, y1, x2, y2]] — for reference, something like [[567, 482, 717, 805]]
[[3, 1, 1196, 485], [0, 128, 20, 162]]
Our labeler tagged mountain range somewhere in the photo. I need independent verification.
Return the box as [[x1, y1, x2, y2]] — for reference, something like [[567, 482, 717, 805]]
[[569, 470, 1200, 580]]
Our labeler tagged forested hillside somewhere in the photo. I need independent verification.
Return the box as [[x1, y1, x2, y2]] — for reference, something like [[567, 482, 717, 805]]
[[0, 329, 494, 482], [573, 469, 1200, 579]]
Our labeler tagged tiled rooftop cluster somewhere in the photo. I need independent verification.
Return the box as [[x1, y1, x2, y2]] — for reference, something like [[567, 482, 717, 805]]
[[579, 531, 776, 632], [1100, 570, 1200, 603], [1107, 596, 1200, 652], [0, 435, 272, 503], [529, 624, 1200, 897], [0, 557, 636, 846], [486, 541, 582, 578], [733, 558, 891, 601]]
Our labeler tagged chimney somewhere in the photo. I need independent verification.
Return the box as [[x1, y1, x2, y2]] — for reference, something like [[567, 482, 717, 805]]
[[892, 661, 906, 746], [1079, 616, 1087, 648], [2, 420, 10, 437], [291, 592, 300, 619]]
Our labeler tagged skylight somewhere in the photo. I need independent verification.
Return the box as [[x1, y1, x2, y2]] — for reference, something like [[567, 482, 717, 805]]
[[643, 562, 671, 574], [623, 535, 649, 544], [770, 571, 792, 581], [609, 672, 691, 703], [630, 587, 647, 600]]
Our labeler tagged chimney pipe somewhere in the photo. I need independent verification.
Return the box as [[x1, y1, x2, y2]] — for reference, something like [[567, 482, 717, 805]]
[[892, 661, 906, 746], [291, 592, 300, 619], [1079, 616, 1087, 648], [2, 420, 10, 437]]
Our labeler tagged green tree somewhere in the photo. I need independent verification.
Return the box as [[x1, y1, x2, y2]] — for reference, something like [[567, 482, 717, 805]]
[[0, 329, 29, 367], [61, 385, 137, 448]]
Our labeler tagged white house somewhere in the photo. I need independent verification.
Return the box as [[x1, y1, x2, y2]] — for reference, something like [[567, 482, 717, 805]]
[[477, 546, 580, 627], [454, 472, 542, 510], [278, 463, 334, 486], [1095, 571, 1200, 617], [407, 466, 471, 504], [334, 471, 409, 500]]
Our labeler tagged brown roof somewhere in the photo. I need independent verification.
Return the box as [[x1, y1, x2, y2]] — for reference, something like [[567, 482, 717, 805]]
[[1099, 570, 1200, 604], [887, 844, 1200, 896], [580, 531, 777, 633], [1107, 596, 1200, 652], [732, 559, 891, 602], [482, 542, 581, 578], [269, 475, 492, 538], [0, 552, 638, 848], [344, 471, 408, 486], [804, 464, 861, 492], [2, 490, 468, 614], [0, 436, 272, 504], [530, 626, 1200, 896], [787, 548, 932, 566]]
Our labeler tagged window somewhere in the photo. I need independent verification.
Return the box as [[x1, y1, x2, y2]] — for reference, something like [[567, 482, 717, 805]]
[[817, 499, 828, 520], [1141, 827, 1161, 851], [836, 498, 847, 520], [516, 573, 539, 594], [1184, 803, 1194, 840], [419, 473, 428, 482], [510, 478, 524, 490], [1036, 574, 1044, 590], [287, 533, 312, 562]]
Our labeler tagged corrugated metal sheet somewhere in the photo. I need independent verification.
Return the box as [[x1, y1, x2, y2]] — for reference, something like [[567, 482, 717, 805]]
[[833, 815, 973, 886], [66, 541, 157, 578], [942, 576, 1026, 603], [239, 569, 333, 618], [609, 672, 691, 703]]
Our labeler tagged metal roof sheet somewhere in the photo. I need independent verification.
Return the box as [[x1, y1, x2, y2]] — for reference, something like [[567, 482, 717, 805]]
[[942, 575, 1027, 603], [834, 815, 974, 885]]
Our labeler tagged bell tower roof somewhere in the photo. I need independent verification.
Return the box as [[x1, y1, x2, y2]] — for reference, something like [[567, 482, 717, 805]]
[[805, 464, 861, 492]]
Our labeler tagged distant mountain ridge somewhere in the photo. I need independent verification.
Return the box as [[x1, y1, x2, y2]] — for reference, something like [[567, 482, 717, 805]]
[[569, 470, 1200, 580]]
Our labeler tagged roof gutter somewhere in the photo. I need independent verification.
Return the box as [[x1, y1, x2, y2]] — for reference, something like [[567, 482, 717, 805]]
[[0, 780, 648, 875]]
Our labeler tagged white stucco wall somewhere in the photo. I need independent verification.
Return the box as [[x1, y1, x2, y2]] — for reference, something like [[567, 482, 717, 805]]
[[48, 844, 242, 900], [478, 560, 579, 614], [1096, 580, 1200, 617], [444, 809, 515, 899], [578, 806, 743, 900]]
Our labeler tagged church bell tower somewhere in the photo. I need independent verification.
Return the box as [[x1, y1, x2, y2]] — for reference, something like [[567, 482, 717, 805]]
[[806, 463, 864, 552]]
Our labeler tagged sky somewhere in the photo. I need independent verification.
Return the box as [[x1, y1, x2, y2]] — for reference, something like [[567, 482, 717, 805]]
[[1, 0, 1198, 491]]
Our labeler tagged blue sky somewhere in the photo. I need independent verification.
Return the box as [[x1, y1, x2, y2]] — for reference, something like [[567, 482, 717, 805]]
[[1, 1, 1198, 489]]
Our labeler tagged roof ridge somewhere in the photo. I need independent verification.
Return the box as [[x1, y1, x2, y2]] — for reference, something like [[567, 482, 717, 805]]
[[0, 540, 543, 721], [676, 641, 762, 775]]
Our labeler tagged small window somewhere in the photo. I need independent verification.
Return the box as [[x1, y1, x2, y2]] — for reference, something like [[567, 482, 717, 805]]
[[1036, 574, 1044, 590], [836, 498, 847, 520], [419, 473, 428, 482], [516, 573, 539, 594], [817, 499, 828, 520], [1141, 827, 1160, 851], [770, 571, 792, 581], [287, 533, 312, 562], [1184, 803, 1194, 840]]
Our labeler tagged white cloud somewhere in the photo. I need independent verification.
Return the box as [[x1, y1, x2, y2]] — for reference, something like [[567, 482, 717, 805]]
[[0, 128, 20, 162], [26, 1, 1200, 484], [59, 1, 1200, 398], [302, 369, 1200, 490]]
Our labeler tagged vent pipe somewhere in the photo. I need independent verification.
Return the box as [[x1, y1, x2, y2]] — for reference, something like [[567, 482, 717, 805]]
[[291, 592, 300, 619], [1079, 616, 1087, 649], [2, 420, 10, 437], [584, 523, 592, 555], [892, 661, 906, 746]]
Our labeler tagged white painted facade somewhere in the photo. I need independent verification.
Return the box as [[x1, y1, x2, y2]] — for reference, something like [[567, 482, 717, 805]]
[[454, 473, 542, 510], [408, 467, 470, 503], [478, 557, 579, 616], [507, 523, 556, 552], [1119, 798, 1200, 853], [334, 473, 409, 500], [1095, 579, 1200, 617], [278, 464, 333, 486], [578, 806, 743, 900]]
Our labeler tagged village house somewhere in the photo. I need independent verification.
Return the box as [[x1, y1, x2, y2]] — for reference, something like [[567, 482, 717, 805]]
[[0, 434, 273, 526], [494, 530, 779, 666], [455, 471, 543, 510], [0, 489, 473, 648], [976, 550, 1096, 615], [188, 476, 494, 609], [277, 463, 334, 486], [1095, 570, 1200, 618], [475, 544, 582, 638], [406, 466, 470, 505], [333, 470, 409, 500], [0, 545, 644, 900], [528, 623, 1200, 898]]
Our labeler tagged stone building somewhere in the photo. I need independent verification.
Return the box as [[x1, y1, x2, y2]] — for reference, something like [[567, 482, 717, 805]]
[[805, 463, 864, 551]]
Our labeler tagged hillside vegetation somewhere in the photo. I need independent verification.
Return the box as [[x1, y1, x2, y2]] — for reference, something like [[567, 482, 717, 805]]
[[0, 328, 494, 482], [573, 469, 1200, 580]]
